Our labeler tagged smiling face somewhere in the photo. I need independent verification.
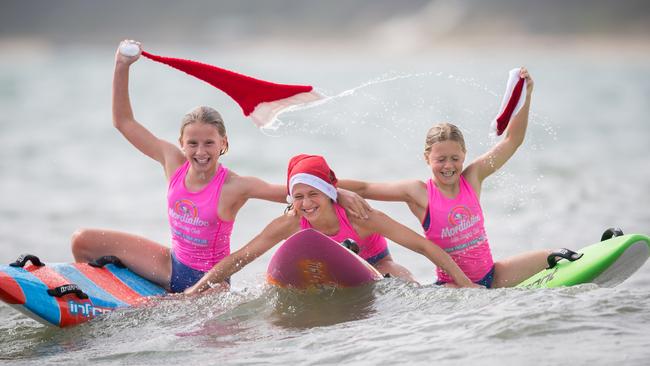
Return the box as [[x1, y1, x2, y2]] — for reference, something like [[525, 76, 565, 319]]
[[290, 183, 334, 222], [426, 140, 466, 187], [180, 122, 228, 175], [423, 123, 467, 188]]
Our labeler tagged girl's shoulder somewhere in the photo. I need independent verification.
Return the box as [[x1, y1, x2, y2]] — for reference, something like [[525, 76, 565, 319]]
[[163, 149, 188, 181], [399, 178, 427, 189], [405, 179, 429, 208], [224, 168, 238, 181], [225, 170, 270, 185], [213, 169, 245, 201], [392, 179, 428, 203], [461, 164, 482, 197], [222, 171, 263, 193], [223, 169, 250, 189], [406, 179, 428, 190], [413, 179, 429, 192]]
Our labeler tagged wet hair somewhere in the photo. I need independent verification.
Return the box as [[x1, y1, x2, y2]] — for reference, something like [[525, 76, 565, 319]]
[[423, 122, 466, 159], [179, 106, 229, 155]]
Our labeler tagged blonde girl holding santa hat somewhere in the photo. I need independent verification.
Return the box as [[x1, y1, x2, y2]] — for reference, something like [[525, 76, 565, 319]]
[[71, 41, 368, 293], [184, 154, 480, 295], [338, 68, 580, 288]]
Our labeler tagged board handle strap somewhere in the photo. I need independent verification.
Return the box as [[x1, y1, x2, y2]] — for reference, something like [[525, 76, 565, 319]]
[[546, 248, 583, 269], [601, 227, 624, 242], [47, 284, 89, 300], [88, 255, 127, 268], [341, 239, 360, 254], [9, 254, 45, 268]]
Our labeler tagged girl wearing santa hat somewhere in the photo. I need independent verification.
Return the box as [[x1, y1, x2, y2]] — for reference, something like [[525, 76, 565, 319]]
[[184, 154, 480, 295], [71, 41, 368, 293], [337, 68, 575, 288]]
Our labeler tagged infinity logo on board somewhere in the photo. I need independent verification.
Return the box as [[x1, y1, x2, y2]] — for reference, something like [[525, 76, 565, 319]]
[[68, 301, 112, 317]]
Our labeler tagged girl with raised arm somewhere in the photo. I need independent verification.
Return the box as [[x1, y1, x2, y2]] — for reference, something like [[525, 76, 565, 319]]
[[71, 41, 367, 293], [339, 68, 559, 288]]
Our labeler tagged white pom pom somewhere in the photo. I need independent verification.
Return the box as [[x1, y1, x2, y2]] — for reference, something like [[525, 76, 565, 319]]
[[119, 42, 140, 57]]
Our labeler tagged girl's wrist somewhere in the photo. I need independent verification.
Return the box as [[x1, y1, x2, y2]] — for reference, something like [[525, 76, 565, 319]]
[[114, 61, 131, 70]]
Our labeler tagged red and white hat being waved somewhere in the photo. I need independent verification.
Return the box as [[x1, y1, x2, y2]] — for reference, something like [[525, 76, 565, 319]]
[[287, 154, 338, 203], [139, 50, 320, 128]]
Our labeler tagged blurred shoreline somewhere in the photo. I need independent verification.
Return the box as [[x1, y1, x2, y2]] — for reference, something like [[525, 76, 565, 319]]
[[2, 33, 649, 62], [2, 0, 649, 59]]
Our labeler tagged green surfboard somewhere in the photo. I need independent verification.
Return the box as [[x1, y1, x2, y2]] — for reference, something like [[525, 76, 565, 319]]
[[516, 233, 650, 288]]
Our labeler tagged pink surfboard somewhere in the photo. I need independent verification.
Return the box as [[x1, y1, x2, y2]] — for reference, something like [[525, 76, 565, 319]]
[[267, 229, 383, 290]]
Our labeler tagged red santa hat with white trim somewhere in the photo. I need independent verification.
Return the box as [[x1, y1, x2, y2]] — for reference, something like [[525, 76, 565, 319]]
[[494, 68, 527, 136], [286, 154, 338, 203], [120, 41, 321, 128]]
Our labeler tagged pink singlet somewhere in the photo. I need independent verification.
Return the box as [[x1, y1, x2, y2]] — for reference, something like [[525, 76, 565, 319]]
[[167, 162, 234, 272], [300, 203, 387, 261], [424, 175, 494, 283]]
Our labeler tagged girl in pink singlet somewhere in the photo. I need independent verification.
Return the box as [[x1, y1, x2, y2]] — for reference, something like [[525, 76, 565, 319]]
[[71, 41, 367, 293], [339, 68, 561, 288], [184, 154, 479, 295]]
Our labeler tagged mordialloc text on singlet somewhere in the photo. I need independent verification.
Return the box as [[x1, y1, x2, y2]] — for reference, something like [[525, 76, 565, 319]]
[[167, 161, 233, 272], [424, 176, 494, 283], [300, 203, 387, 260]]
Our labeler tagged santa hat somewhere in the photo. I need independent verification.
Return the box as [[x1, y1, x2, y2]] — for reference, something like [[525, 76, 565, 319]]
[[286, 154, 338, 203], [137, 49, 321, 128], [494, 68, 527, 136]]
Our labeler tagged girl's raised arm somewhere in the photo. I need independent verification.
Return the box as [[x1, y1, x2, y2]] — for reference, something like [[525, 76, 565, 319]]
[[466, 67, 534, 187], [112, 41, 182, 174]]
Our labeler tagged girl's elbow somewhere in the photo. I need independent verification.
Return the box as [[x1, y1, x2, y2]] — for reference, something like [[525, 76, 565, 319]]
[[503, 133, 525, 149], [411, 241, 428, 256], [112, 117, 129, 131]]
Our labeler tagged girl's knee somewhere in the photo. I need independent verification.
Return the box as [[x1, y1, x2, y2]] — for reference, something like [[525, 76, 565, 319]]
[[70, 229, 99, 260], [493, 261, 505, 274], [492, 261, 509, 287]]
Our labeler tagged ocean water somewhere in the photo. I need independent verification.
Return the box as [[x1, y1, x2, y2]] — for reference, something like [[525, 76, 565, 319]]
[[1, 43, 649, 365]]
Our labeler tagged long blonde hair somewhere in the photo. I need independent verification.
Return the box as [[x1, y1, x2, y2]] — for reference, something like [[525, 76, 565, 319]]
[[179, 106, 229, 155]]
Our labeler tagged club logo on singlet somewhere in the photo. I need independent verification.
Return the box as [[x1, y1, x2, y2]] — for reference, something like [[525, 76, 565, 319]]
[[169, 199, 209, 227], [448, 205, 471, 226], [175, 199, 198, 217], [441, 205, 480, 239]]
